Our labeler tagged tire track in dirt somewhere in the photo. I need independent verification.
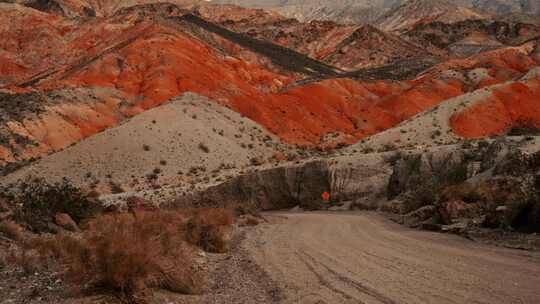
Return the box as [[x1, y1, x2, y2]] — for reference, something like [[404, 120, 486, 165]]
[[244, 212, 540, 304], [294, 250, 360, 303], [300, 251, 397, 304]]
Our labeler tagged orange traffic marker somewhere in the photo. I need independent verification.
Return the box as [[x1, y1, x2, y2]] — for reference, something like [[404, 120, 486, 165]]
[[321, 191, 330, 202]]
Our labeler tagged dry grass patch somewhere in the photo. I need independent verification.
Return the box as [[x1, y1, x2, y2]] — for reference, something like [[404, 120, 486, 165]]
[[7, 208, 235, 302], [0, 220, 24, 241], [2, 177, 103, 233], [185, 208, 235, 253]]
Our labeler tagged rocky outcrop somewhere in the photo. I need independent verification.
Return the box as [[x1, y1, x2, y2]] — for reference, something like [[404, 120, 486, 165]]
[[404, 19, 540, 58], [438, 200, 482, 224], [388, 141, 540, 233], [54, 213, 79, 232], [170, 153, 392, 211], [167, 139, 540, 235], [172, 160, 331, 211], [402, 205, 437, 228], [387, 148, 469, 200]]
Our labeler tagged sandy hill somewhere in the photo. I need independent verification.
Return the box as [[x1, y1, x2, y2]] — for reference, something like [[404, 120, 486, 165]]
[[2, 93, 292, 194]]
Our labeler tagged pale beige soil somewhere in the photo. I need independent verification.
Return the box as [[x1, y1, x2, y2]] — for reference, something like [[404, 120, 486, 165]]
[[245, 212, 540, 304], [2, 93, 292, 202]]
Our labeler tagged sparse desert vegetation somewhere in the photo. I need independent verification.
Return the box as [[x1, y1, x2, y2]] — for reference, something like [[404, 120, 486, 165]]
[[0, 182, 237, 302], [1, 177, 103, 233]]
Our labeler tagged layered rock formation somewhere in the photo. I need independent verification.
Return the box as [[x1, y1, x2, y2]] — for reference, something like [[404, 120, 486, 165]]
[[1, 1, 540, 174], [377, 0, 488, 32], [214, 0, 540, 25], [171, 153, 392, 211]]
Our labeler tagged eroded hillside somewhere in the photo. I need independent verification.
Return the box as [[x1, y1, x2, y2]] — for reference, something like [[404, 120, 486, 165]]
[[0, 1, 539, 173]]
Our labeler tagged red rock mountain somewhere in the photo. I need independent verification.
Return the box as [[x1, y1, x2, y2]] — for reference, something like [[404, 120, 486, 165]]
[[197, 5, 431, 70], [0, 1, 539, 170]]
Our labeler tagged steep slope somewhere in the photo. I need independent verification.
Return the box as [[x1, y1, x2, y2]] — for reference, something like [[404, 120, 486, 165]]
[[320, 23, 430, 70], [212, 0, 401, 24], [212, 0, 540, 26], [350, 64, 540, 151], [0, 2, 539, 170], [4, 0, 205, 17], [2, 93, 292, 193], [377, 0, 488, 32], [0, 87, 127, 168], [450, 67, 540, 139], [404, 19, 540, 57], [198, 4, 430, 70]]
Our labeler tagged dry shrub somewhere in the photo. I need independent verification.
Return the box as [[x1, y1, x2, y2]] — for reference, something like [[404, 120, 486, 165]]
[[238, 215, 260, 227], [185, 208, 234, 253], [440, 179, 522, 205], [3, 242, 48, 275], [27, 211, 209, 301], [245, 215, 260, 226], [0, 250, 6, 269], [7, 208, 235, 301], [0, 220, 24, 241], [3, 177, 103, 233], [198, 143, 210, 153], [16, 249, 44, 274]]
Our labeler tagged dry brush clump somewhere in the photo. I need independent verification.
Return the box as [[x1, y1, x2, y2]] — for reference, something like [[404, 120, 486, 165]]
[[7, 208, 235, 302], [0, 220, 24, 241], [185, 208, 235, 253], [1, 178, 236, 300], [2, 244, 45, 275], [1, 177, 103, 233]]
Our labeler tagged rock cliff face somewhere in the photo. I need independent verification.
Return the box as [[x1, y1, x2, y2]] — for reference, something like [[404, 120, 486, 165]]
[[167, 144, 463, 212], [170, 138, 540, 234], [171, 153, 392, 210]]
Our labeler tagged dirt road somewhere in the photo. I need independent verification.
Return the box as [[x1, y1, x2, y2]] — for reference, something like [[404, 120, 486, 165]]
[[244, 212, 540, 304]]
